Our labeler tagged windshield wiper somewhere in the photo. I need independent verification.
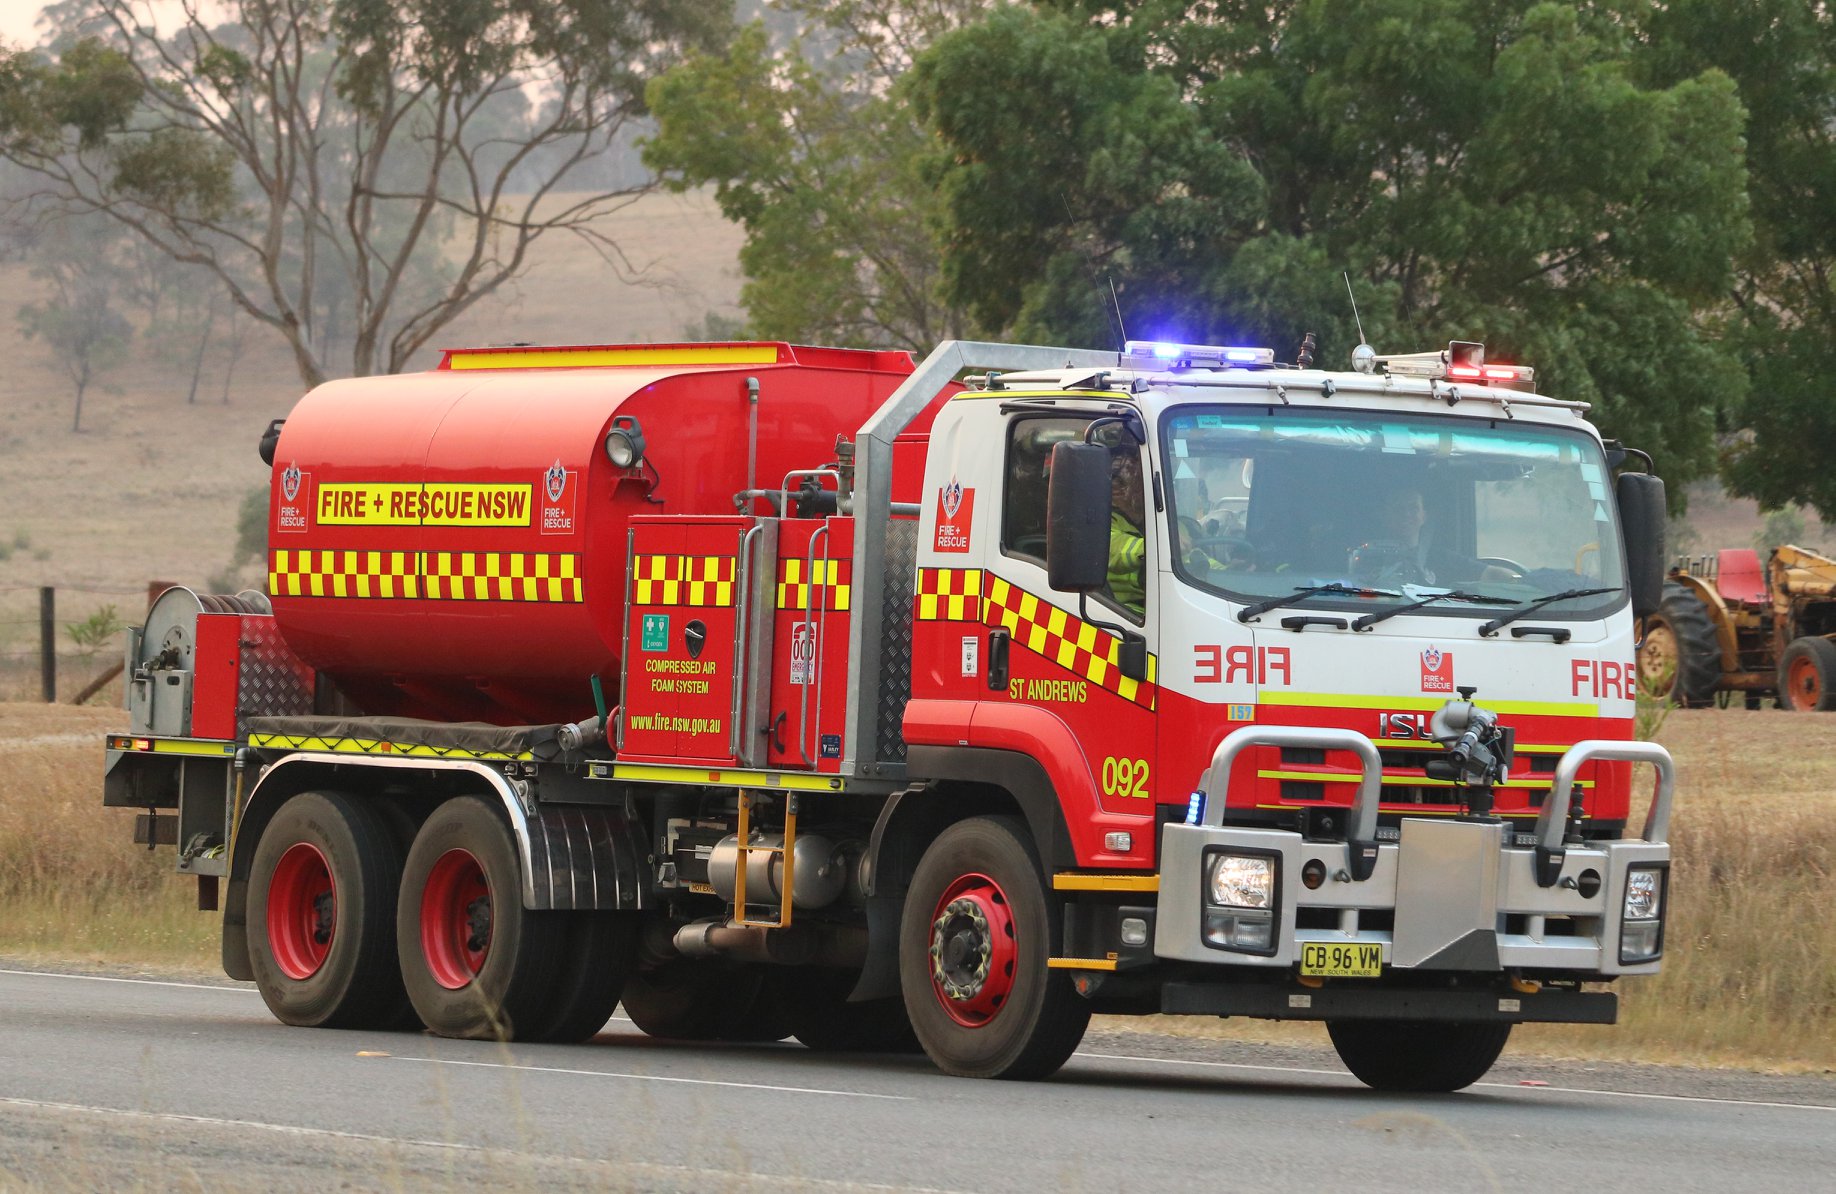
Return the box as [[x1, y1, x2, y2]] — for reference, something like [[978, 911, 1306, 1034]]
[[1350, 590, 1518, 631], [1477, 586, 1621, 638], [1237, 582, 1400, 624]]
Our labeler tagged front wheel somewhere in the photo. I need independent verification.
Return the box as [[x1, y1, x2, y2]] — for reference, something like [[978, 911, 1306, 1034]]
[[396, 795, 565, 1041], [899, 816, 1089, 1080], [1327, 1019, 1512, 1092], [246, 791, 411, 1030], [1777, 636, 1836, 711]]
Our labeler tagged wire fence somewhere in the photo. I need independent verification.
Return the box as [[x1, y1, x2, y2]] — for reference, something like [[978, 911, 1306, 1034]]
[[0, 583, 174, 703]]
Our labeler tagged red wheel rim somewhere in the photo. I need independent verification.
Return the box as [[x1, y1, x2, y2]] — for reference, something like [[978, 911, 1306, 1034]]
[[421, 849, 491, 990], [1788, 655, 1822, 709], [927, 872, 1018, 1028], [267, 842, 335, 980]]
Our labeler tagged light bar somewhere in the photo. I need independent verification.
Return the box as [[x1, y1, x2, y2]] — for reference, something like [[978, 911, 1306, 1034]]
[[1379, 342, 1535, 389], [1124, 341, 1275, 369]]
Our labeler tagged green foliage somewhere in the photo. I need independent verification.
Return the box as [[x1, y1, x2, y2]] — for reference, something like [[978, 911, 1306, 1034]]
[[644, 6, 986, 348], [66, 604, 124, 655], [1633, 1, 1836, 519], [904, 1, 1751, 492]]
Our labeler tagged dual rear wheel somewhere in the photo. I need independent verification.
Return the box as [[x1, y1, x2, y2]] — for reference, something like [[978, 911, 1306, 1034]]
[[247, 792, 635, 1042]]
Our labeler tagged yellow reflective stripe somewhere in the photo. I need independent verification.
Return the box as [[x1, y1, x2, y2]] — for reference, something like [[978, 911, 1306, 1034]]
[[445, 345, 781, 370], [1257, 768, 1592, 790], [609, 762, 841, 791], [1259, 691, 1601, 718], [1047, 958, 1119, 971], [1052, 873, 1160, 892]]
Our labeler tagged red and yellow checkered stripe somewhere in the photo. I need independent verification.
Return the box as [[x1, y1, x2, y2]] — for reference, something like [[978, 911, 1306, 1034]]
[[777, 558, 852, 611], [632, 554, 736, 607], [917, 568, 1157, 708], [269, 549, 582, 602]]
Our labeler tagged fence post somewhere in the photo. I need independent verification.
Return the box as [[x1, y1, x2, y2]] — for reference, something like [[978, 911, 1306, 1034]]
[[39, 585, 55, 702]]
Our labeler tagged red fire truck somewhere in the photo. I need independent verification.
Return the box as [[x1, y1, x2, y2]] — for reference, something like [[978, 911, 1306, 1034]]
[[105, 337, 1675, 1091]]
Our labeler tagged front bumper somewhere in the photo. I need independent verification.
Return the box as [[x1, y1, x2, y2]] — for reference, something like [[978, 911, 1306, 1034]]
[[1155, 728, 1674, 982]]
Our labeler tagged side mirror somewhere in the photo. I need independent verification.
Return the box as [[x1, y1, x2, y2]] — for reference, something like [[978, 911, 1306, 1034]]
[[1046, 441, 1112, 592], [1616, 471, 1667, 618]]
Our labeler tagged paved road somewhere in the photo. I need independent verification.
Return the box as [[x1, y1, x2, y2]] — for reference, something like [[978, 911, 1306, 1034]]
[[2, 968, 1832, 1192]]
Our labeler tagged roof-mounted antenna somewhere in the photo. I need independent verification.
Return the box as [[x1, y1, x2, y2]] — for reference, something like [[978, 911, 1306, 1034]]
[[1107, 275, 1129, 349], [1344, 271, 1376, 374]]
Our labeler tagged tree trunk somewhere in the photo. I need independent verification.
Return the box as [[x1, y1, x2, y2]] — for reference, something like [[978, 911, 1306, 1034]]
[[185, 300, 217, 404]]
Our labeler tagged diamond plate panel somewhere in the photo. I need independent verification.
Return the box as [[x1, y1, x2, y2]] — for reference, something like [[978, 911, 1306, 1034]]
[[876, 519, 918, 763], [235, 616, 314, 739]]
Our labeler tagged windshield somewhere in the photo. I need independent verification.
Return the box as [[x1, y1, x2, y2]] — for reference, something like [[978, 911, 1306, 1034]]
[[1161, 406, 1626, 619]]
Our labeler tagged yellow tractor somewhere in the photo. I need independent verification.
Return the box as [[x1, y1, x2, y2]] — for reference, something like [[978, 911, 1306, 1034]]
[[1640, 545, 1836, 710]]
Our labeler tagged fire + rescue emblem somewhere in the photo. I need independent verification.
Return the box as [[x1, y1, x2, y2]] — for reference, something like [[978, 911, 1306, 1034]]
[[933, 478, 974, 553], [545, 460, 568, 503], [1420, 646, 1454, 694], [282, 463, 302, 502]]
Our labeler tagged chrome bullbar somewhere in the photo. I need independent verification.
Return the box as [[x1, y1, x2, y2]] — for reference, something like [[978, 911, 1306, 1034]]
[[1155, 726, 1675, 977]]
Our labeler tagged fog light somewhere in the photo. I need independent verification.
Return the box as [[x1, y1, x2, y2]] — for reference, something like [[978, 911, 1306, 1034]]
[[1203, 910, 1274, 953], [1301, 859, 1326, 890], [1120, 917, 1148, 947], [1104, 831, 1133, 852]]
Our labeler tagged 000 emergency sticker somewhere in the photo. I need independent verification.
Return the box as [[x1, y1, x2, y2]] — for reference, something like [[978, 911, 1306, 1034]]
[[961, 636, 979, 677]]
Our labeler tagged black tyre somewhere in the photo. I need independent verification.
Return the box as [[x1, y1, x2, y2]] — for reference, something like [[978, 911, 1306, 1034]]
[[1638, 583, 1721, 706], [620, 959, 789, 1042], [396, 795, 566, 1041], [1326, 1019, 1512, 1092], [246, 790, 412, 1030], [1777, 636, 1836, 712], [899, 816, 1090, 1080], [769, 967, 921, 1054], [520, 912, 640, 1044]]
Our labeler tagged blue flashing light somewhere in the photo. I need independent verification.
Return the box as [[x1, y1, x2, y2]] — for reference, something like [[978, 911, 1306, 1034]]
[[1185, 790, 1207, 825], [1151, 342, 1183, 359], [1223, 348, 1262, 363]]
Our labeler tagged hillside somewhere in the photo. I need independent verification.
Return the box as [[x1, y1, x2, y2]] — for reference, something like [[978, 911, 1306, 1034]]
[[0, 191, 744, 693]]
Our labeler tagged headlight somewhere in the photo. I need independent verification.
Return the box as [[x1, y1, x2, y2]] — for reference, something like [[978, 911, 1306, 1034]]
[[1619, 866, 1667, 965], [1202, 850, 1279, 956], [1623, 868, 1663, 920], [1209, 854, 1274, 909]]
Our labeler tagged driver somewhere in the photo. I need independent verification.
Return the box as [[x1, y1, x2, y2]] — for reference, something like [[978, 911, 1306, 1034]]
[[1356, 487, 1438, 583], [1107, 451, 1148, 611]]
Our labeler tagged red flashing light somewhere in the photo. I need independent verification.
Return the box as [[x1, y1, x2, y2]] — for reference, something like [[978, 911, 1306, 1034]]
[[1448, 365, 1483, 380]]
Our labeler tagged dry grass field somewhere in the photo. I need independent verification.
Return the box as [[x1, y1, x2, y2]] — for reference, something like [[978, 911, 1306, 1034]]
[[1, 700, 1829, 1072]]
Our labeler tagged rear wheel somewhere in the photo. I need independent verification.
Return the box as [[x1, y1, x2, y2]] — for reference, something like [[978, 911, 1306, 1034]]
[[246, 791, 411, 1029], [899, 816, 1089, 1080], [521, 912, 640, 1043], [397, 796, 565, 1041], [1778, 636, 1836, 711], [1639, 583, 1721, 706], [1327, 1019, 1512, 1092]]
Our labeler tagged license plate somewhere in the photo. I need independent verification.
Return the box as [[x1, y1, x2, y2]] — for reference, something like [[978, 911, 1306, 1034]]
[[1300, 941, 1383, 978]]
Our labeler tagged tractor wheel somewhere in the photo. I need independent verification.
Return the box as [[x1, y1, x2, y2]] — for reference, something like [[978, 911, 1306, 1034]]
[[1639, 583, 1721, 706], [1326, 1019, 1512, 1092], [396, 795, 566, 1041], [768, 966, 921, 1054], [520, 911, 640, 1044], [1777, 636, 1836, 712], [620, 959, 791, 1042], [246, 791, 412, 1030], [899, 816, 1090, 1080]]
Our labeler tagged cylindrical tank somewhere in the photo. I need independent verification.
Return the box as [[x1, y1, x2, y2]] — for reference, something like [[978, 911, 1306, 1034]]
[[265, 343, 928, 724]]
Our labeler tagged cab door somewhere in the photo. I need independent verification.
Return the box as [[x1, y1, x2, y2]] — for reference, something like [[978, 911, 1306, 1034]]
[[986, 413, 1161, 860]]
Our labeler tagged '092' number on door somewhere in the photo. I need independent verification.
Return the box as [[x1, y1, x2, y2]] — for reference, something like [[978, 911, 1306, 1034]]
[[1101, 757, 1150, 800]]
